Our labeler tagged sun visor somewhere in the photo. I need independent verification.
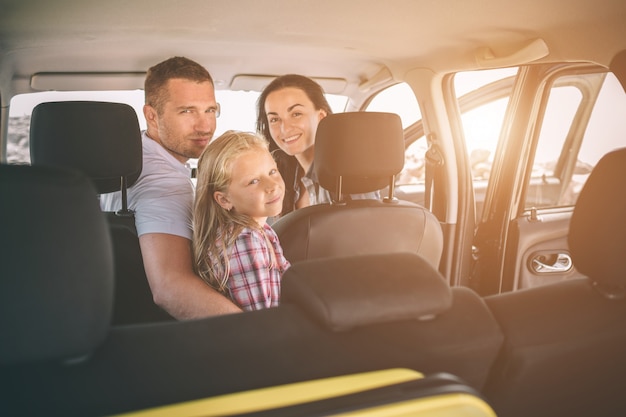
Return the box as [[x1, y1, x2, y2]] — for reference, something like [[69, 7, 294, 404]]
[[30, 72, 146, 91], [230, 74, 347, 94]]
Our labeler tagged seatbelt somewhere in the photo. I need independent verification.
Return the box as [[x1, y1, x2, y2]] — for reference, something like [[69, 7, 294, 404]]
[[424, 133, 444, 212]]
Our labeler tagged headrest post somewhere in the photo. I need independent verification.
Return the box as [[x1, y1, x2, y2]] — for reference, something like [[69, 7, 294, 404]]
[[116, 176, 134, 218], [383, 175, 398, 203], [332, 176, 346, 205]]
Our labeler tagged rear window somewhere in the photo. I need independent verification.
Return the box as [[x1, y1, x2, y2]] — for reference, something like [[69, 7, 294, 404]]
[[7, 90, 348, 165]]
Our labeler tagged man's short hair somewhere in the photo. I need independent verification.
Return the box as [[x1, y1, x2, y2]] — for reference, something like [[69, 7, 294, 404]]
[[145, 56, 213, 113]]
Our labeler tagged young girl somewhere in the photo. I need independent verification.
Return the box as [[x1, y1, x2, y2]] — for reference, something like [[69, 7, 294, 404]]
[[193, 131, 290, 311]]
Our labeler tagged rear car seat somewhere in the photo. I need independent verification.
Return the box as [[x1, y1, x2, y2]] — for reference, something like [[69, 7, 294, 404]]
[[112, 369, 498, 417], [0, 165, 503, 415]]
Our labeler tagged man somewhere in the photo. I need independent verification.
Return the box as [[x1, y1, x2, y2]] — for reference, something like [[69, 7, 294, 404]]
[[101, 56, 241, 318]]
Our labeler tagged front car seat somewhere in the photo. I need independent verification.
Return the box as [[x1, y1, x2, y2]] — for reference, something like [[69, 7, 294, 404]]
[[272, 111, 443, 269], [29, 101, 173, 324], [483, 147, 626, 417]]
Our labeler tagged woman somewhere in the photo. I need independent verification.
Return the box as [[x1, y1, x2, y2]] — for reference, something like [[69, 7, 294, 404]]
[[256, 74, 333, 216]]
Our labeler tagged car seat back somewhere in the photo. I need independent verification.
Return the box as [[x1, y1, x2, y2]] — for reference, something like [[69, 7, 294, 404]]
[[0, 164, 113, 365], [0, 247, 503, 416], [483, 147, 626, 417], [273, 112, 443, 269], [29, 101, 173, 324]]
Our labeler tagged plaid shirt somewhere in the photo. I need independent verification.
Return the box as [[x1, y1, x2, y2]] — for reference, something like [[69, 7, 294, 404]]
[[226, 224, 290, 311]]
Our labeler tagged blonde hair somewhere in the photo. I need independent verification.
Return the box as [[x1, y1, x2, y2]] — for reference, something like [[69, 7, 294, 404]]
[[192, 130, 272, 292]]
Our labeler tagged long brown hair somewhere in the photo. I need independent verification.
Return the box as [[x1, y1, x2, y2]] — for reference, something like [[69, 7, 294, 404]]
[[255, 74, 333, 216]]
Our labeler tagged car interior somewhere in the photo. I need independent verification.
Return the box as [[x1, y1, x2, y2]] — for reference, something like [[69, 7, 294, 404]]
[[2, 1, 626, 416], [2, 141, 626, 416]]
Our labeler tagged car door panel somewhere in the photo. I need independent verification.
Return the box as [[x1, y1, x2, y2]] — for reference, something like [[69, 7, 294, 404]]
[[510, 210, 585, 291], [472, 64, 626, 296]]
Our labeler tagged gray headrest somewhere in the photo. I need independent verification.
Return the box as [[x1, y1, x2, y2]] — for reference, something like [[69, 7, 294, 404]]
[[315, 112, 405, 194], [30, 101, 142, 194], [568, 147, 626, 293], [281, 253, 452, 331], [0, 164, 114, 365]]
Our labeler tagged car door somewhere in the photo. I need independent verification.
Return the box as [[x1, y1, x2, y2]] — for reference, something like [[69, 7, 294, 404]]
[[471, 63, 626, 296]]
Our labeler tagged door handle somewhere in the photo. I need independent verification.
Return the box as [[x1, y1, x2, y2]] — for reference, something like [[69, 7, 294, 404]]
[[530, 253, 573, 273]]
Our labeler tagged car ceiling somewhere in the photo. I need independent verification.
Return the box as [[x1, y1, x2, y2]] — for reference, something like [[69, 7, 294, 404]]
[[1, 0, 625, 103]]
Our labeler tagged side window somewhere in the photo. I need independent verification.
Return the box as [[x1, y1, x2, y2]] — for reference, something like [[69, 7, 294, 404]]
[[454, 68, 518, 181], [364, 73, 518, 189], [365, 83, 425, 185], [451, 68, 518, 217], [397, 140, 428, 185], [525, 71, 626, 209], [365, 82, 421, 128]]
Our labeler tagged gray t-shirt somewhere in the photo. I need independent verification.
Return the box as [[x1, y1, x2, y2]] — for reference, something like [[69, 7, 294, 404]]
[[100, 131, 195, 239]]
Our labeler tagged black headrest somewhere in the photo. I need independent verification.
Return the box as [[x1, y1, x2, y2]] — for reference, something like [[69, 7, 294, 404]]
[[30, 101, 142, 194], [0, 164, 114, 365], [315, 112, 405, 194], [281, 253, 452, 331], [568, 147, 626, 293]]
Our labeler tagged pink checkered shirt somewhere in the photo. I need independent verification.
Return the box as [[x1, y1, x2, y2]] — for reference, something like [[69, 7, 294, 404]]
[[225, 223, 290, 311]]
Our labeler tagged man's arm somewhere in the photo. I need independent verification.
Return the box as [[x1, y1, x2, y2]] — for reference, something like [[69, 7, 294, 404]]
[[139, 232, 242, 319]]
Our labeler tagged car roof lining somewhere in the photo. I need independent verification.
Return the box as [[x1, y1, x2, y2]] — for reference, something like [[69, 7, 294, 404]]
[[1, 0, 625, 103]]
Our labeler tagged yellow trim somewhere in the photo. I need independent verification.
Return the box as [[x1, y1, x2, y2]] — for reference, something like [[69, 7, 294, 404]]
[[337, 393, 497, 417], [112, 368, 423, 417]]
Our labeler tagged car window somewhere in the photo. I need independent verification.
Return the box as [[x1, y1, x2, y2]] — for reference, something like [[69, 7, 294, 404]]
[[6, 90, 348, 165], [369, 69, 518, 188], [524, 71, 626, 209], [364, 83, 427, 185], [454, 68, 518, 180], [365, 83, 421, 128]]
